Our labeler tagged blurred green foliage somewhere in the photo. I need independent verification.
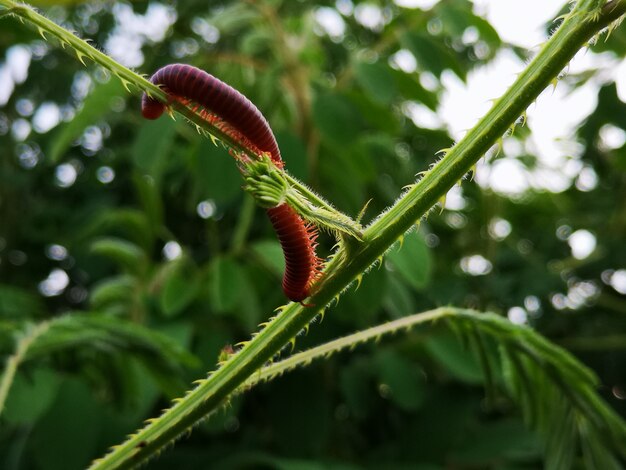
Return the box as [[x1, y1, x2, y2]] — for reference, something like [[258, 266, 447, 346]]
[[0, 0, 625, 468]]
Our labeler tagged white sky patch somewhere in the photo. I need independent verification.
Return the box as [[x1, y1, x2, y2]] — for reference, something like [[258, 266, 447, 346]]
[[444, 185, 466, 211], [599, 124, 626, 150], [440, 50, 522, 139], [525, 78, 596, 168], [7, 45, 31, 83], [435, 4, 623, 197], [394, 0, 438, 8], [197, 200, 216, 219], [616, 60, 626, 102], [0, 67, 14, 106], [575, 166, 598, 192], [610, 270, 626, 294], [390, 49, 417, 73], [460, 254, 492, 276], [191, 18, 220, 44], [529, 166, 575, 193], [11, 118, 31, 142], [404, 101, 442, 130], [39, 268, 70, 297], [81, 126, 104, 153], [46, 244, 68, 261], [32, 102, 62, 133], [568, 229, 596, 260], [566, 280, 598, 309], [315, 7, 346, 39], [163, 241, 182, 260], [507, 306, 528, 325], [55, 163, 78, 188], [354, 3, 386, 31], [105, 3, 176, 68], [488, 217, 512, 241], [96, 166, 115, 184], [474, 158, 529, 196], [0, 45, 31, 106], [472, 0, 563, 49]]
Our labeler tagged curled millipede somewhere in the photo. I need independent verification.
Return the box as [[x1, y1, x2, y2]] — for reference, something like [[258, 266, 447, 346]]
[[142, 64, 319, 302]]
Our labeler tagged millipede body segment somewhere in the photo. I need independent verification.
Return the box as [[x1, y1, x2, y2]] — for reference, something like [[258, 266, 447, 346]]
[[141, 63, 319, 302]]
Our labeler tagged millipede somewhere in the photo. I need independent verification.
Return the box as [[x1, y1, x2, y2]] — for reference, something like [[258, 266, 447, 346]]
[[141, 63, 319, 302]]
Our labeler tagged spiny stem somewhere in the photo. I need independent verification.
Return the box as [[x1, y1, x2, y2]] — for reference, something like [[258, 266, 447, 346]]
[[242, 307, 453, 388], [285, 189, 363, 240], [242, 158, 363, 238]]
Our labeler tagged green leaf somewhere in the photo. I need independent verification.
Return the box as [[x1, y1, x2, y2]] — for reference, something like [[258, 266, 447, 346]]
[[23, 314, 198, 373], [159, 259, 201, 318], [133, 173, 164, 231], [49, 79, 125, 162], [250, 239, 285, 275], [77, 208, 154, 251], [208, 256, 247, 313], [391, 69, 439, 110], [383, 272, 416, 318], [451, 419, 540, 464], [30, 379, 102, 470], [231, 266, 262, 330], [0, 284, 44, 318], [386, 231, 432, 289], [189, 140, 242, 204], [354, 61, 397, 105], [374, 349, 425, 411], [437, 2, 501, 51], [275, 131, 308, 180], [425, 329, 484, 384], [3, 367, 61, 424], [340, 359, 375, 420], [312, 92, 362, 146], [90, 237, 146, 274], [90, 275, 135, 310], [132, 117, 177, 182], [209, 3, 259, 34], [336, 264, 387, 326], [402, 31, 466, 80]]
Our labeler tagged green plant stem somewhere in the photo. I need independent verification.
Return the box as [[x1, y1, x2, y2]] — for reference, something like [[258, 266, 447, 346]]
[[0, 321, 51, 415], [242, 307, 452, 388]]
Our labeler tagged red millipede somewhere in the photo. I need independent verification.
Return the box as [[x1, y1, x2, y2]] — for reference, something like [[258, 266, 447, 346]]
[[141, 63, 319, 302]]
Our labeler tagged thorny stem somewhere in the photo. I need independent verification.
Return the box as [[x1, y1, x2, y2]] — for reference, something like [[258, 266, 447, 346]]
[[2, 1, 625, 469]]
